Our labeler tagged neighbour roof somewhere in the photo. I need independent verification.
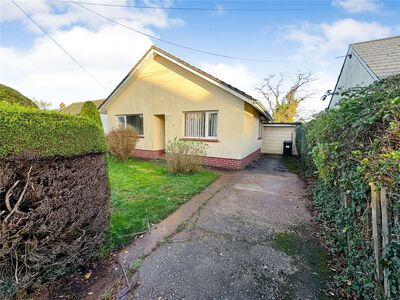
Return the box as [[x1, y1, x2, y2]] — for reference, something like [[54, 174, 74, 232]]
[[352, 36, 400, 79], [99, 46, 272, 121], [61, 99, 105, 115]]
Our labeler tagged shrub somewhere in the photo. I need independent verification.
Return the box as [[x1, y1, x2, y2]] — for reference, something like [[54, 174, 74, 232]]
[[297, 75, 400, 298], [107, 127, 140, 161], [0, 83, 38, 108], [165, 138, 208, 173], [80, 101, 102, 127], [0, 154, 109, 298], [0, 102, 107, 158], [0, 103, 109, 297]]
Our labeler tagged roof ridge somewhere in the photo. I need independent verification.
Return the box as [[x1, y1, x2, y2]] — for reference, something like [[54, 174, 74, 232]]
[[101, 45, 272, 120], [351, 35, 400, 46], [151, 46, 260, 102]]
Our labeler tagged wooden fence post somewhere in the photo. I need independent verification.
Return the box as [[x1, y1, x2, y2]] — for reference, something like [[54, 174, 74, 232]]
[[380, 187, 390, 298], [369, 183, 384, 282]]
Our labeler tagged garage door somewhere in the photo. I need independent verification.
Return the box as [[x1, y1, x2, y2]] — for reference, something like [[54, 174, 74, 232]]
[[261, 125, 297, 155]]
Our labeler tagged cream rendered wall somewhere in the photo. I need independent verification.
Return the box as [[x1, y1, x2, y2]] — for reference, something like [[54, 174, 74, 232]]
[[241, 103, 262, 157], [106, 54, 251, 159]]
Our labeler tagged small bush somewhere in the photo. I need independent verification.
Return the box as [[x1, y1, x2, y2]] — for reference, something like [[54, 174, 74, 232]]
[[107, 127, 140, 161], [165, 138, 208, 173], [80, 101, 102, 127]]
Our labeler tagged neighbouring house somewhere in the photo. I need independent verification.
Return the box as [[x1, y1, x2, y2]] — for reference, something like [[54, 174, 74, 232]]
[[61, 99, 108, 132], [329, 36, 400, 108], [99, 46, 273, 169]]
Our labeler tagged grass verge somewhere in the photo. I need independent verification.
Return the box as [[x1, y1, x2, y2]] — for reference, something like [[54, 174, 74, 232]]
[[102, 157, 219, 254]]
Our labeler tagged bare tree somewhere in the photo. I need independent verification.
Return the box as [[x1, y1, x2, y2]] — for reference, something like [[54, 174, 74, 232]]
[[33, 99, 52, 110], [256, 72, 316, 122]]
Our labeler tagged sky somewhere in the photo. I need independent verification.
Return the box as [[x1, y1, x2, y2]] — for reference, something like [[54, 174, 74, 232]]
[[0, 0, 399, 117]]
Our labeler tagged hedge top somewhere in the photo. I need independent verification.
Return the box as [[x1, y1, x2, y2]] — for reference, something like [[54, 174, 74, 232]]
[[80, 101, 102, 127], [0, 84, 38, 108], [0, 102, 107, 158]]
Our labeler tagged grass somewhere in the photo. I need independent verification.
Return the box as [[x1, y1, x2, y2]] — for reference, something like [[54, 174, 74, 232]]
[[273, 231, 301, 256], [102, 157, 219, 253]]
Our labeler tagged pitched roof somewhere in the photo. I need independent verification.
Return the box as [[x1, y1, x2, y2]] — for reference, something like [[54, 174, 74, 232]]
[[99, 46, 272, 120], [351, 36, 400, 79], [61, 99, 105, 115]]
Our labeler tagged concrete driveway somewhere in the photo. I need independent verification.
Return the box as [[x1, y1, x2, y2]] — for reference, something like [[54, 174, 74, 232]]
[[132, 155, 329, 299]]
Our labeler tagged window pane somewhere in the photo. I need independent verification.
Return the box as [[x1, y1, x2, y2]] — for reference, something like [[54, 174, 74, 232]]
[[127, 115, 143, 135], [117, 116, 125, 128], [208, 112, 218, 137], [185, 112, 205, 137]]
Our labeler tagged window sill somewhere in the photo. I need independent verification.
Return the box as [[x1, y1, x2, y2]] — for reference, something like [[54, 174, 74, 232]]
[[139, 135, 145, 138], [181, 137, 219, 143]]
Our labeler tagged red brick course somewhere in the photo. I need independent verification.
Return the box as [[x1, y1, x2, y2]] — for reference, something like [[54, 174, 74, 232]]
[[203, 148, 261, 170], [132, 149, 164, 159], [131, 148, 261, 170]]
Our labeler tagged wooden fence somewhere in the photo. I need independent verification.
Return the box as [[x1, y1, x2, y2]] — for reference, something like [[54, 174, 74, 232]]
[[370, 183, 391, 297]]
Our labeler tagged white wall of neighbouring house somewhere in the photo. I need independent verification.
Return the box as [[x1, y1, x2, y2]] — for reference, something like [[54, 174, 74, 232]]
[[100, 114, 108, 134], [329, 47, 376, 108]]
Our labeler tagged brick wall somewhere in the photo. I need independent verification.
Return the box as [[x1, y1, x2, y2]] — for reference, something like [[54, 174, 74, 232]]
[[131, 148, 261, 170], [132, 149, 164, 159], [203, 148, 261, 170]]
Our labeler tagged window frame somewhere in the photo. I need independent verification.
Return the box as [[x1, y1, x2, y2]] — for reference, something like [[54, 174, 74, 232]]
[[115, 114, 144, 136], [184, 110, 218, 140]]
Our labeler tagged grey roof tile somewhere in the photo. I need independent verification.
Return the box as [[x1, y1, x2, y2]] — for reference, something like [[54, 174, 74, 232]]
[[352, 36, 400, 78]]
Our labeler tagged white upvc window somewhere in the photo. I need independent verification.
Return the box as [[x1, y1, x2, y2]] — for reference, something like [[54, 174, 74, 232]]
[[185, 111, 218, 139], [115, 114, 144, 135]]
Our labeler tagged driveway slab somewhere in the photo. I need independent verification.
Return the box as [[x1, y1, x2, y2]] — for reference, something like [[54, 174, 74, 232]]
[[132, 155, 328, 299]]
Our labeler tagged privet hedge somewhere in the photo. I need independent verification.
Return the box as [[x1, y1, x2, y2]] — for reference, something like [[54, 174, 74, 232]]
[[80, 100, 102, 127], [0, 84, 38, 108], [297, 75, 400, 298], [0, 103, 109, 298], [0, 102, 107, 158]]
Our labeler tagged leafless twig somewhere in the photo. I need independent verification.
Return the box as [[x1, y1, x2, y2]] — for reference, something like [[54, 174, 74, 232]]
[[4, 167, 32, 224]]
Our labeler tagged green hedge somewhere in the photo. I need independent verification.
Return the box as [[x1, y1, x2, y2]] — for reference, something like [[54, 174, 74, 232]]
[[0, 83, 38, 108], [80, 101, 102, 127], [297, 75, 400, 298], [0, 102, 107, 158]]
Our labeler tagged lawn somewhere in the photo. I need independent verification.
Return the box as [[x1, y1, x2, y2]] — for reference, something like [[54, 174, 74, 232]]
[[103, 157, 219, 253]]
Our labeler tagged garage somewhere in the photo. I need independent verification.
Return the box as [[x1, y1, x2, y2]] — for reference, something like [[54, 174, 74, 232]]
[[261, 123, 298, 155]]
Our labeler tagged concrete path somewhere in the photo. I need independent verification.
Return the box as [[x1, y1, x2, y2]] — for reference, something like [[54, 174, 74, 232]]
[[131, 155, 328, 299]]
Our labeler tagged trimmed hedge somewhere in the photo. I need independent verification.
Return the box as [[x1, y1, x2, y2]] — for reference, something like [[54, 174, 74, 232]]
[[297, 75, 400, 298], [80, 101, 102, 127], [0, 102, 107, 158], [0, 84, 38, 108]]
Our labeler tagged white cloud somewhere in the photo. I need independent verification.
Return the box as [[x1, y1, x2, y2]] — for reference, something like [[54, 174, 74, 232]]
[[0, 0, 183, 107], [285, 18, 394, 64], [332, 0, 379, 13], [282, 18, 397, 118], [1, 25, 153, 105]]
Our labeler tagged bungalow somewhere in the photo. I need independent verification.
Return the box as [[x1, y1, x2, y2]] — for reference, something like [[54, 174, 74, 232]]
[[329, 36, 400, 108], [99, 46, 273, 169]]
